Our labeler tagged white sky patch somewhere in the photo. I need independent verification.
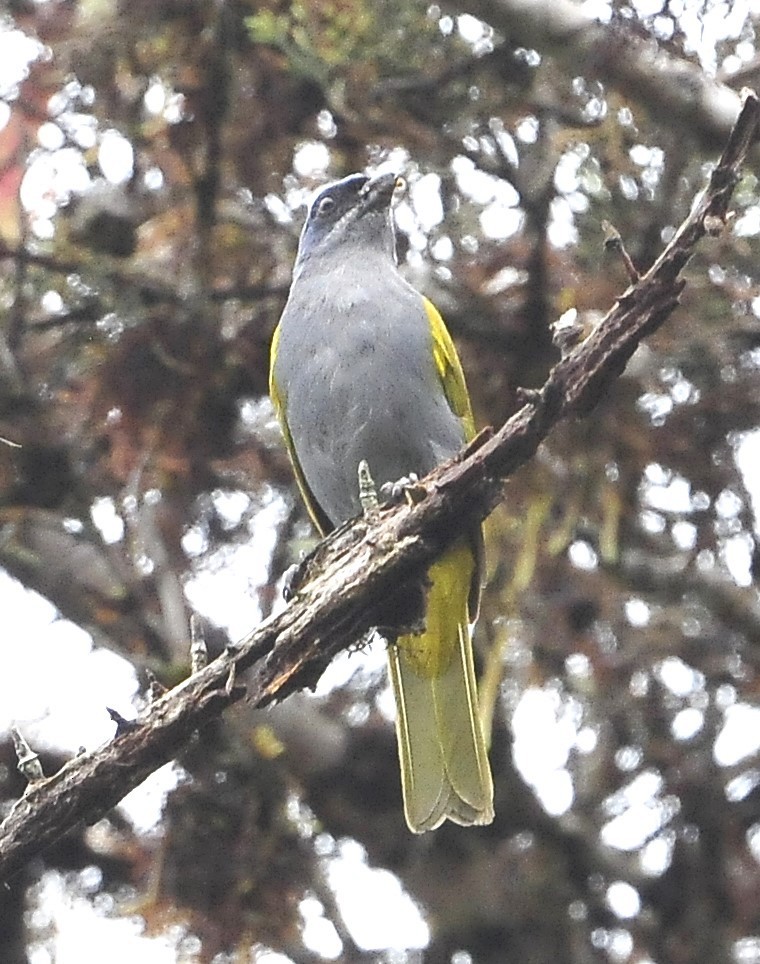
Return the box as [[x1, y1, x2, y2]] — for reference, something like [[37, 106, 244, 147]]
[[41, 288, 64, 313], [655, 657, 703, 698], [28, 872, 181, 964], [734, 936, 760, 964], [91, 496, 125, 544], [575, 726, 598, 754], [736, 203, 760, 238], [314, 634, 387, 697], [547, 196, 579, 248], [606, 769, 662, 811], [616, 744, 644, 771], [37, 120, 65, 151], [601, 770, 680, 855], [640, 832, 675, 876], [714, 703, 760, 766], [639, 509, 666, 534], [671, 707, 704, 741], [0, 572, 138, 752], [641, 469, 692, 513], [184, 541, 265, 638], [0, 26, 42, 97], [602, 804, 665, 852], [300, 896, 342, 959], [625, 598, 650, 627], [482, 264, 525, 296], [747, 823, 760, 863], [716, 487, 743, 518], [64, 112, 99, 152], [118, 762, 187, 834], [606, 880, 641, 920], [143, 166, 163, 191], [493, 125, 519, 168], [480, 202, 523, 241], [672, 519, 697, 550], [513, 114, 537, 143], [722, 532, 753, 587], [716, 683, 738, 708], [726, 770, 760, 803], [512, 687, 578, 816], [630, 0, 662, 15], [410, 173, 443, 231], [554, 148, 584, 194], [579, 0, 613, 22], [457, 13, 490, 47], [568, 539, 598, 570], [392, 197, 423, 249], [293, 141, 331, 178], [451, 155, 498, 204], [264, 192, 294, 225], [327, 840, 429, 950], [678, 0, 754, 71], [566, 652, 591, 679], [21, 148, 92, 237], [184, 494, 285, 640], [431, 235, 454, 261], [99, 129, 134, 184], [254, 951, 295, 964], [142, 79, 185, 124], [143, 79, 168, 116]]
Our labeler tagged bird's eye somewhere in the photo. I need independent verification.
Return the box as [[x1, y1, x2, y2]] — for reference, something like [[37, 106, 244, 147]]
[[317, 195, 335, 216]]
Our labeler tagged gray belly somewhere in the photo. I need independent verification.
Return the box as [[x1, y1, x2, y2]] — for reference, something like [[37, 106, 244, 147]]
[[281, 334, 464, 526]]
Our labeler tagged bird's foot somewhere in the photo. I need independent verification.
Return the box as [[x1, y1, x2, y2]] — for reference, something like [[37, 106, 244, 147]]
[[381, 473, 426, 505], [282, 553, 307, 601]]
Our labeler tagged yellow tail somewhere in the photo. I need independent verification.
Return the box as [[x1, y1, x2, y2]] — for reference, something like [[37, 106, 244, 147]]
[[388, 541, 494, 832]]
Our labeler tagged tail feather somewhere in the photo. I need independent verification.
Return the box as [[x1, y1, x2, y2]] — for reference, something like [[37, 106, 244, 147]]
[[388, 543, 494, 833]]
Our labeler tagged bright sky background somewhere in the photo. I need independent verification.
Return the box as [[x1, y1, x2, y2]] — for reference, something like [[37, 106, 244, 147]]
[[3, 2, 760, 960]]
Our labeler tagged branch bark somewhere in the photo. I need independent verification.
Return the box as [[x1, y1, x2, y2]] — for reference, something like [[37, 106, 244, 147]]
[[1, 92, 758, 884]]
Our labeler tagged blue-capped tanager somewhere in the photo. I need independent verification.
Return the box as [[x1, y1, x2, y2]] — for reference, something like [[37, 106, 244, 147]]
[[269, 171, 494, 832]]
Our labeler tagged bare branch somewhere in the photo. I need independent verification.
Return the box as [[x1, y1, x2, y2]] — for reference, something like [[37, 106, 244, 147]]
[[0, 92, 757, 884], [0, 239, 288, 310]]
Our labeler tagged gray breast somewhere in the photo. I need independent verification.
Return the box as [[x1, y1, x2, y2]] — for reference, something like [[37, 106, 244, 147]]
[[274, 260, 465, 525]]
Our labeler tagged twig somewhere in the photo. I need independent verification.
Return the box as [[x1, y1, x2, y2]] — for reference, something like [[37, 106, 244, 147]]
[[0, 239, 288, 307]]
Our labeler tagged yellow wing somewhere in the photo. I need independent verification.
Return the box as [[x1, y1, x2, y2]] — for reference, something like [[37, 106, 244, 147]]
[[269, 322, 333, 537], [423, 295, 483, 618], [423, 296, 476, 442]]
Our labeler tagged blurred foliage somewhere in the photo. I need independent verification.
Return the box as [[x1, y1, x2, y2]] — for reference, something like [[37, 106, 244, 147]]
[[2, 0, 760, 962]]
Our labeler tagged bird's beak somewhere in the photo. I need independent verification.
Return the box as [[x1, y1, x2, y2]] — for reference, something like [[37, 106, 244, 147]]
[[360, 172, 405, 209]]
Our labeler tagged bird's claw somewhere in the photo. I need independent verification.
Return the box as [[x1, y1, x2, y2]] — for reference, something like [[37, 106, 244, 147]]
[[380, 473, 421, 503], [282, 556, 307, 601]]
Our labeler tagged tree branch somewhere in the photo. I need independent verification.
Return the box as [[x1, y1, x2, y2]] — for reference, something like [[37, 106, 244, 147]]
[[0, 239, 289, 310], [1, 91, 758, 884]]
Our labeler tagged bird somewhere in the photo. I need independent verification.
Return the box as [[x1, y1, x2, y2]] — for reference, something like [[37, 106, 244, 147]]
[[269, 171, 494, 832]]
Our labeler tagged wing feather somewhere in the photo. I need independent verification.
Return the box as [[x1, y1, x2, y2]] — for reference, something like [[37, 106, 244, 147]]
[[269, 322, 333, 536], [423, 296, 476, 441]]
